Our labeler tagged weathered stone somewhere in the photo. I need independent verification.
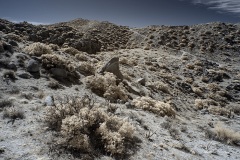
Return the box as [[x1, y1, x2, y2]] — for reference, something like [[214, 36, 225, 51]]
[[16, 70, 32, 79], [100, 57, 123, 80], [136, 78, 146, 86], [7, 62, 17, 70], [44, 95, 54, 106], [27, 59, 39, 73], [50, 68, 68, 78], [3, 43, 14, 53], [123, 80, 141, 95]]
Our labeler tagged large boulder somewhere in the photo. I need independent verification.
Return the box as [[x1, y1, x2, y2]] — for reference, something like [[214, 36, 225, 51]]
[[27, 59, 40, 73], [100, 57, 123, 80]]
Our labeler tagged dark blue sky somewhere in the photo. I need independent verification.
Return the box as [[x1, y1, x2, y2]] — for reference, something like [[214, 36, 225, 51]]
[[1, 0, 240, 27]]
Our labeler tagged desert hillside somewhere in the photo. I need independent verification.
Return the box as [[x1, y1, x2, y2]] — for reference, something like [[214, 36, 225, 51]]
[[0, 18, 240, 160]]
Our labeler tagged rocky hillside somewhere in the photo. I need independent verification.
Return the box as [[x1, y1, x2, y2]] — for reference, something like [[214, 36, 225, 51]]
[[0, 18, 240, 160]]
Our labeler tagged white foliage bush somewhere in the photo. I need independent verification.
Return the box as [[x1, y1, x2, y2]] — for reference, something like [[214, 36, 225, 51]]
[[132, 96, 176, 117], [45, 96, 138, 157], [85, 72, 128, 102], [24, 42, 52, 56]]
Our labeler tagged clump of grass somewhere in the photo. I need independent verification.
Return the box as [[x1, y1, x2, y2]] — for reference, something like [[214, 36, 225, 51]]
[[0, 100, 13, 109], [3, 106, 25, 120], [47, 80, 63, 90], [3, 70, 16, 80], [8, 86, 20, 94], [210, 122, 240, 145]]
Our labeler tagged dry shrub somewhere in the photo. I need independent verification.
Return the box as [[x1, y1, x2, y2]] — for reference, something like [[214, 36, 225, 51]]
[[0, 100, 13, 109], [192, 87, 204, 97], [77, 62, 95, 76], [41, 54, 79, 81], [24, 42, 52, 56], [3, 106, 25, 120], [208, 106, 231, 116], [147, 81, 171, 94], [45, 96, 139, 158], [155, 81, 171, 94], [48, 44, 59, 51], [0, 41, 4, 52], [207, 83, 220, 92], [3, 70, 16, 80], [5, 33, 22, 42], [230, 104, 240, 115], [132, 96, 176, 117], [85, 72, 128, 102], [181, 52, 191, 61], [119, 57, 137, 66], [75, 53, 88, 61], [62, 47, 80, 55], [194, 98, 218, 110], [213, 122, 240, 145], [48, 80, 63, 89]]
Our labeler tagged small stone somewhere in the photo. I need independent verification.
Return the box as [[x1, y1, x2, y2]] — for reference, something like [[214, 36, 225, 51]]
[[16, 70, 32, 79], [137, 78, 146, 86], [27, 59, 40, 73], [44, 95, 54, 106]]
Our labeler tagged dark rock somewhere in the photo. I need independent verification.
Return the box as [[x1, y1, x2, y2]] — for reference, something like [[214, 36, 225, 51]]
[[177, 82, 193, 92], [227, 83, 240, 91], [50, 68, 68, 78], [100, 57, 123, 80], [3, 43, 14, 53], [16, 70, 32, 79], [7, 62, 17, 70], [27, 59, 40, 73], [9, 40, 18, 47]]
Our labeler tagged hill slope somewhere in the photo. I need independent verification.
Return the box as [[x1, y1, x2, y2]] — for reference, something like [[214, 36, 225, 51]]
[[0, 18, 240, 160]]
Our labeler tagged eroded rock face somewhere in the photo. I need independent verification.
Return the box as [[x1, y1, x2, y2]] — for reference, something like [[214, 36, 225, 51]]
[[100, 57, 123, 80]]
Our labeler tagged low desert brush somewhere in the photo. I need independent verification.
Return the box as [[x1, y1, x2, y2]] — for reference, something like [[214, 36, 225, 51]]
[[3, 106, 25, 120], [77, 62, 95, 76], [62, 47, 81, 55], [3, 70, 16, 80], [213, 122, 240, 145], [85, 72, 128, 102], [45, 95, 139, 158], [0, 100, 13, 109], [24, 42, 52, 56], [132, 96, 176, 117]]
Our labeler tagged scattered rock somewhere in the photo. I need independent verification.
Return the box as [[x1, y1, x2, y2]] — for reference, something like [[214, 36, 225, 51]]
[[16, 70, 32, 79], [44, 95, 54, 106], [9, 40, 18, 47], [3, 43, 13, 53], [27, 59, 40, 73], [136, 78, 146, 86], [50, 68, 68, 78], [123, 80, 141, 95], [7, 62, 17, 70]]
